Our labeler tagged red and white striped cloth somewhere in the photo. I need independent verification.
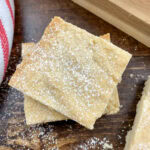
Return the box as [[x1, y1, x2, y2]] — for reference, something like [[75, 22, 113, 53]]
[[0, 0, 14, 84]]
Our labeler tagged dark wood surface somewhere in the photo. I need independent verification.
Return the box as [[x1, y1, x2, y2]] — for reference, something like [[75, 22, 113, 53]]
[[0, 0, 150, 149]]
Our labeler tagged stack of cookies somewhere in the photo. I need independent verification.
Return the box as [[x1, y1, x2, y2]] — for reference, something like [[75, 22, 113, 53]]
[[9, 17, 132, 129]]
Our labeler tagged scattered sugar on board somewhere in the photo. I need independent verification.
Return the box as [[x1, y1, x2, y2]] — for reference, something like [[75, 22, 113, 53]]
[[131, 87, 134, 91], [133, 45, 138, 51], [120, 105, 123, 108], [75, 137, 113, 150], [0, 87, 58, 149], [129, 74, 145, 87], [117, 135, 122, 139], [134, 74, 145, 82], [129, 74, 134, 78], [15, 43, 20, 53]]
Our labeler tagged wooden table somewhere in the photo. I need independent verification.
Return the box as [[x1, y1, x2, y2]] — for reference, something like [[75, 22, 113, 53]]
[[0, 0, 150, 149]]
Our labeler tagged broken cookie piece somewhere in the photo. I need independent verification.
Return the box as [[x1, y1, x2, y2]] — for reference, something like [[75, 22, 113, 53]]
[[124, 77, 150, 150]]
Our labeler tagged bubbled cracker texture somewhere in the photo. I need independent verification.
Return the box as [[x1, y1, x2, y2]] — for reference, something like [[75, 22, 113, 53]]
[[9, 17, 132, 129], [22, 34, 120, 125]]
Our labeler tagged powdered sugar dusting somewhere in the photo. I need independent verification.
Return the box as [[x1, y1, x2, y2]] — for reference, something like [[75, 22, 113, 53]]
[[9, 17, 131, 129], [75, 137, 113, 150], [10, 17, 125, 129]]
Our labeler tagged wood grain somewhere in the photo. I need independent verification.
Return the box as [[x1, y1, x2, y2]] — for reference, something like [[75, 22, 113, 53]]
[[72, 0, 150, 47], [0, 0, 150, 149], [111, 0, 150, 23]]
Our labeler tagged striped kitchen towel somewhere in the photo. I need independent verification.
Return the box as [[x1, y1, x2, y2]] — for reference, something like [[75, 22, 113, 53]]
[[0, 0, 15, 84]]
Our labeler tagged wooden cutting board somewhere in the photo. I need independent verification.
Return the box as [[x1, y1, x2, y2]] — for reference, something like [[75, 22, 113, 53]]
[[0, 0, 150, 150], [72, 0, 150, 47]]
